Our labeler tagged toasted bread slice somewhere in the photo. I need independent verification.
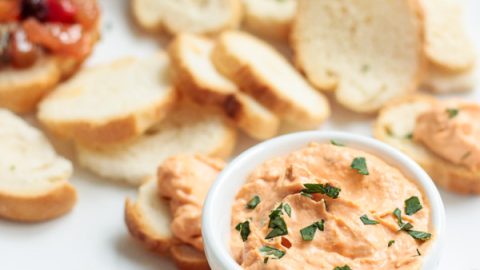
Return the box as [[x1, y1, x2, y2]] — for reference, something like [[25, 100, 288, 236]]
[[212, 31, 330, 129], [125, 178, 173, 254], [131, 0, 242, 35], [38, 53, 176, 147], [169, 34, 280, 139], [125, 177, 210, 270], [374, 95, 480, 194], [422, 64, 476, 93], [292, 0, 423, 112], [0, 109, 76, 222], [77, 100, 236, 185], [420, 0, 475, 72], [171, 244, 210, 270], [243, 0, 296, 40]]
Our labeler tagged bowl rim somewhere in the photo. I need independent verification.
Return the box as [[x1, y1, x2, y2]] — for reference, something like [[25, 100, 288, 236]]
[[202, 131, 446, 270]]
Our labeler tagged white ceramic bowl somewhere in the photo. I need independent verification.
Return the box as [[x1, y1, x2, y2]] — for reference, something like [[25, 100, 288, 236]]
[[202, 131, 446, 270]]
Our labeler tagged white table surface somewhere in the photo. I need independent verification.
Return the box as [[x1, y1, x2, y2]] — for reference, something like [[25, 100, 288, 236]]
[[1, 0, 479, 269]]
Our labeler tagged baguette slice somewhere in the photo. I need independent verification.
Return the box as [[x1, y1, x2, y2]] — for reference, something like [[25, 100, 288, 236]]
[[125, 178, 173, 254], [131, 0, 242, 35], [243, 0, 297, 40], [292, 0, 423, 112], [0, 109, 76, 222], [374, 95, 480, 194], [77, 101, 236, 185], [169, 34, 280, 139], [421, 0, 475, 72], [38, 53, 176, 147], [212, 31, 330, 129], [422, 64, 477, 93], [125, 178, 210, 270]]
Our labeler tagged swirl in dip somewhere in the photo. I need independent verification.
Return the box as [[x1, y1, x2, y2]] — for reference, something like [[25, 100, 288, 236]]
[[231, 143, 432, 270]]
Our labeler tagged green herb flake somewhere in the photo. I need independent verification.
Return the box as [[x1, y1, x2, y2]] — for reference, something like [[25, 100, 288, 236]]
[[360, 214, 380, 225], [235, 221, 250, 242], [446, 108, 459, 118], [408, 230, 432, 241], [330, 140, 345, 147], [388, 240, 395, 247], [9, 165, 15, 171], [393, 208, 413, 231], [416, 248, 422, 256], [361, 64, 370, 73], [302, 183, 341, 199], [283, 203, 292, 217], [385, 126, 394, 136], [265, 205, 288, 239], [461, 151, 472, 160], [351, 157, 369, 175], [259, 246, 285, 260], [300, 220, 325, 241], [405, 196, 423, 216], [405, 133, 413, 140], [263, 257, 269, 264], [246, 195, 261, 209], [334, 265, 352, 270], [300, 192, 313, 198]]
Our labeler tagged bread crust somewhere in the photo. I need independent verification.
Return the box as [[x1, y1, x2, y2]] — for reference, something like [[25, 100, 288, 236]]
[[212, 31, 330, 128], [0, 182, 76, 222], [124, 198, 173, 254], [169, 34, 279, 139], [374, 94, 480, 195], [131, 0, 243, 36], [170, 244, 210, 270], [42, 92, 177, 147]]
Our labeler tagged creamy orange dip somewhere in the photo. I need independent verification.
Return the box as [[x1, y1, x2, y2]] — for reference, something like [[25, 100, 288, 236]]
[[231, 143, 432, 270], [158, 155, 224, 251], [414, 101, 480, 171]]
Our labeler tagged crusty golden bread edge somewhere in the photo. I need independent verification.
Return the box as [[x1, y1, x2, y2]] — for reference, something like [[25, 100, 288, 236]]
[[0, 182, 77, 222]]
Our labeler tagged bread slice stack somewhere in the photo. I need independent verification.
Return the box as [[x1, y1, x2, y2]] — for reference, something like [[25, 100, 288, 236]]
[[169, 33, 280, 139], [38, 52, 236, 185], [374, 95, 480, 194], [212, 31, 330, 129], [420, 0, 477, 93], [0, 109, 76, 222], [131, 0, 242, 35], [243, 0, 297, 40], [126, 155, 222, 270], [292, 0, 423, 112]]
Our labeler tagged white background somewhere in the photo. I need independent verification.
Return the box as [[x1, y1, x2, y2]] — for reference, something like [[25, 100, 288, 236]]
[[1, 0, 479, 269]]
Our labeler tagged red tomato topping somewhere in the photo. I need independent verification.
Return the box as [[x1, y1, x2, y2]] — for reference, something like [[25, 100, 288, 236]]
[[46, 0, 76, 24], [23, 18, 92, 59]]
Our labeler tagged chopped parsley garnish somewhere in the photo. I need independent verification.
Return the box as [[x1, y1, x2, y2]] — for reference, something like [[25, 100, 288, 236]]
[[246, 195, 261, 209], [385, 126, 394, 136], [360, 214, 380, 225], [405, 196, 422, 216], [283, 203, 292, 217], [265, 204, 288, 239], [393, 208, 413, 231], [302, 183, 341, 199], [388, 240, 395, 247], [405, 133, 413, 140], [334, 265, 352, 270], [408, 230, 432, 241], [361, 64, 370, 73], [259, 246, 285, 260], [416, 248, 422, 256], [446, 108, 459, 118], [300, 220, 325, 241], [235, 221, 250, 242], [9, 165, 15, 171], [393, 208, 431, 241], [351, 157, 369, 175], [330, 139, 345, 146]]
